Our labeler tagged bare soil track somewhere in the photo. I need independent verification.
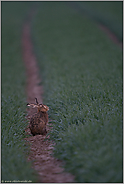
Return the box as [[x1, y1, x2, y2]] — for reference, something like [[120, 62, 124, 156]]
[[69, 2, 122, 49], [22, 11, 75, 183], [99, 25, 122, 49]]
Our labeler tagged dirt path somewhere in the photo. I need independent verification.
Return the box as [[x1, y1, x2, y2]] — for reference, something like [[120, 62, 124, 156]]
[[22, 10, 75, 183], [99, 25, 122, 49], [69, 2, 122, 49]]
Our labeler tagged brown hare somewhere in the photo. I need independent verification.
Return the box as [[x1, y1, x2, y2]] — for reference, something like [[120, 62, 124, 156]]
[[27, 98, 49, 136]]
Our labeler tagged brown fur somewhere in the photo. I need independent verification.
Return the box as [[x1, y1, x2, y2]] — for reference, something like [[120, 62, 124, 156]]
[[27, 98, 49, 136]]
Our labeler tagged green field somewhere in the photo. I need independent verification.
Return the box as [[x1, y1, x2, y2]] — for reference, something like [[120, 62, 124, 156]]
[[1, 2, 37, 182], [32, 2, 123, 182], [2, 1, 122, 182], [72, 1, 123, 41]]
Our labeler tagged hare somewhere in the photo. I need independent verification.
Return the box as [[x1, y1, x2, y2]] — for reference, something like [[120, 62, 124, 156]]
[[27, 98, 49, 136]]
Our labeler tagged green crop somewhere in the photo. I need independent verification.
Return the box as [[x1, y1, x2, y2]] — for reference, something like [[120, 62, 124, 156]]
[[71, 1, 123, 42], [32, 2, 122, 182], [2, 2, 37, 182]]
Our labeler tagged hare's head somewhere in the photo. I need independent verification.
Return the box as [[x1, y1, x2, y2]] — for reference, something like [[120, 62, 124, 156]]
[[27, 98, 49, 112]]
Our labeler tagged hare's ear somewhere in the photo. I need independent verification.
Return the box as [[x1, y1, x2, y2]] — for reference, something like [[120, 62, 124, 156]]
[[35, 98, 39, 105], [27, 103, 38, 108]]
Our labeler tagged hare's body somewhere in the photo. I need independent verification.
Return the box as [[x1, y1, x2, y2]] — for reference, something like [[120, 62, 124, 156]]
[[27, 98, 49, 136], [29, 112, 47, 136]]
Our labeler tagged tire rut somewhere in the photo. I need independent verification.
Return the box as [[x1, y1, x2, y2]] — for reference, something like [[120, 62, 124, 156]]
[[22, 10, 75, 183]]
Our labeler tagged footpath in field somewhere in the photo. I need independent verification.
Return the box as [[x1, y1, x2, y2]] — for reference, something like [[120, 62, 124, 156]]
[[22, 9, 75, 183], [1, 1, 122, 182], [69, 1, 122, 47]]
